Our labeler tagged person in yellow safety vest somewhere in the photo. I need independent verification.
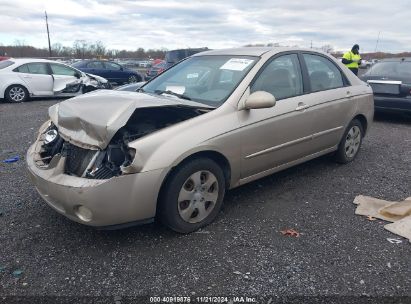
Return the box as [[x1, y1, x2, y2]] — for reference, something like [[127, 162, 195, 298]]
[[342, 44, 362, 76]]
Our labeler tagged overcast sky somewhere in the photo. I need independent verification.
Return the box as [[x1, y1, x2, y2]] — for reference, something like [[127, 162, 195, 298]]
[[0, 0, 410, 53]]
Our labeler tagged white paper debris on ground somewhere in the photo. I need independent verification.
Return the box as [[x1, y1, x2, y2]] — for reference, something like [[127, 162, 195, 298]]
[[353, 195, 411, 243]]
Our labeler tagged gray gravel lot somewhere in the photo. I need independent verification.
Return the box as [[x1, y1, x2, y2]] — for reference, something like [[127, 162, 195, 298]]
[[0, 98, 410, 301]]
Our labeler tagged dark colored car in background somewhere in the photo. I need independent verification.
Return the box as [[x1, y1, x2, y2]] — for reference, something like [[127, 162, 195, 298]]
[[361, 58, 411, 113], [145, 48, 209, 81], [165, 48, 208, 67], [72, 60, 143, 84]]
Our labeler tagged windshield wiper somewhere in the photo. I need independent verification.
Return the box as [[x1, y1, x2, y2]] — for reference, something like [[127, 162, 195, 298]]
[[154, 89, 191, 100], [136, 88, 145, 92]]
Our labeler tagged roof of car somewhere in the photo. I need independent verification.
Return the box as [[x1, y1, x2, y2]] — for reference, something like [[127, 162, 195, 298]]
[[380, 57, 411, 62], [7, 58, 57, 64], [193, 47, 319, 57]]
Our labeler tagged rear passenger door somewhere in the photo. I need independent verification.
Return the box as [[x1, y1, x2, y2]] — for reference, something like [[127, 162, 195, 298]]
[[16, 63, 53, 96], [84, 61, 106, 77], [300, 53, 354, 150]]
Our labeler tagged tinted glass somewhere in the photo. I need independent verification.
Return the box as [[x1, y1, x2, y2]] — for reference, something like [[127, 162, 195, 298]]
[[0, 60, 14, 69], [50, 63, 78, 76], [105, 62, 121, 70], [367, 61, 411, 78], [87, 61, 105, 69], [251, 54, 303, 100], [303, 54, 344, 91], [71, 61, 83, 68], [14, 64, 29, 73], [27, 63, 49, 75]]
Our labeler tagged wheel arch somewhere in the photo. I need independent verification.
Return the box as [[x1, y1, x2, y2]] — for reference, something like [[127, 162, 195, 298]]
[[156, 150, 232, 215], [4, 83, 30, 101], [352, 114, 368, 135]]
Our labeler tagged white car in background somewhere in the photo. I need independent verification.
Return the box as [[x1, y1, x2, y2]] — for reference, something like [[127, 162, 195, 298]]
[[0, 58, 111, 103]]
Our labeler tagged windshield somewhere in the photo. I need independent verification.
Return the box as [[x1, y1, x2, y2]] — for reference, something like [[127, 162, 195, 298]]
[[142, 55, 258, 107], [367, 61, 411, 78], [0, 60, 14, 69]]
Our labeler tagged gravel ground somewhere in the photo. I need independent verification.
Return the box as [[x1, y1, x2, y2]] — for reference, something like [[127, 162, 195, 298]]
[[0, 99, 410, 302]]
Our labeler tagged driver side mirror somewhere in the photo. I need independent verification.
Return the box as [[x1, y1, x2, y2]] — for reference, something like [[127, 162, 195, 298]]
[[244, 91, 276, 110], [74, 72, 82, 79]]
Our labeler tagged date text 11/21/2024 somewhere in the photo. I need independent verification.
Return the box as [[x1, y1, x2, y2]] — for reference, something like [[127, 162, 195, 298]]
[[149, 296, 257, 303]]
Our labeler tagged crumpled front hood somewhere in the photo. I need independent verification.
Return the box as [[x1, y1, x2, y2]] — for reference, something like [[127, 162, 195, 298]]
[[85, 73, 108, 83], [49, 90, 211, 149]]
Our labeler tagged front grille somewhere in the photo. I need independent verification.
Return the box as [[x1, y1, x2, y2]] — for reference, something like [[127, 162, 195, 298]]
[[64, 144, 96, 177]]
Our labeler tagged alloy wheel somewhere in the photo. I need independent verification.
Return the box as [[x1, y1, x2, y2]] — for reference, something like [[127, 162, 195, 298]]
[[9, 86, 26, 102], [128, 75, 138, 83]]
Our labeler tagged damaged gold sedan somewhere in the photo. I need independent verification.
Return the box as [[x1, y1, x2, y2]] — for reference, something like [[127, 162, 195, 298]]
[[27, 48, 374, 233]]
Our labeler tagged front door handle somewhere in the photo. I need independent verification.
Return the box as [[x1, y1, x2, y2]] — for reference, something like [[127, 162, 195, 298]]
[[346, 91, 352, 97], [295, 102, 309, 111], [22, 75, 32, 79]]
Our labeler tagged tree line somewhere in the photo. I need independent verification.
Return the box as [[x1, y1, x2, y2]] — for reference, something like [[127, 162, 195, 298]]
[[0, 40, 167, 59], [2, 40, 410, 60]]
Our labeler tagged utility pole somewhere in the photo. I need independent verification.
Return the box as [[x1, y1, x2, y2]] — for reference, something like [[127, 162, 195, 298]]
[[310, 40, 313, 49], [45, 11, 52, 57], [374, 31, 381, 53]]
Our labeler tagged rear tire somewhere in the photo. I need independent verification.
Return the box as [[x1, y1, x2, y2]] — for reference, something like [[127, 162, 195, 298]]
[[334, 119, 364, 164], [128, 75, 140, 83], [158, 158, 226, 233], [5, 85, 29, 103]]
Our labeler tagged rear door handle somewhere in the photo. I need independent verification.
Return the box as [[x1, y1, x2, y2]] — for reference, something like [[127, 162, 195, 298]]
[[346, 91, 352, 97], [295, 102, 309, 111]]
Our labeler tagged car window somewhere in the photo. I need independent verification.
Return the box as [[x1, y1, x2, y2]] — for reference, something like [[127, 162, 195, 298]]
[[50, 63, 78, 76], [303, 54, 344, 92], [0, 60, 14, 69], [26, 63, 49, 75], [367, 61, 411, 78], [105, 62, 121, 70], [87, 61, 105, 69], [13, 64, 29, 73], [251, 54, 303, 100]]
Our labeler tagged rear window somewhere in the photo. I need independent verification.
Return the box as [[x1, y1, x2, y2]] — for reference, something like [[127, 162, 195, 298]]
[[368, 61, 411, 78], [0, 60, 14, 69]]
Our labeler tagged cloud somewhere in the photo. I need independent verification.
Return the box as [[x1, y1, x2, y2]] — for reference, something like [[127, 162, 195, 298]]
[[0, 0, 409, 52]]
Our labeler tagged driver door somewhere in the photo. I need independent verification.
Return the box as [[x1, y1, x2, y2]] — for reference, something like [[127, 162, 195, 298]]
[[239, 53, 317, 180], [49, 63, 82, 94]]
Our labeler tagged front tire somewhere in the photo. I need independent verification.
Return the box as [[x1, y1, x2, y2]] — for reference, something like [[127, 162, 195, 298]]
[[5, 85, 29, 103], [334, 119, 364, 164], [158, 158, 226, 233]]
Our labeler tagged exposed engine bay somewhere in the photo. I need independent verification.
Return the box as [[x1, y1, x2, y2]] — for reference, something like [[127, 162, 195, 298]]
[[37, 106, 209, 179]]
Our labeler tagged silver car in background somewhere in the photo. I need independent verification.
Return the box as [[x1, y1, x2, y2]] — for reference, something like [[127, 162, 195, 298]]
[[27, 47, 373, 233]]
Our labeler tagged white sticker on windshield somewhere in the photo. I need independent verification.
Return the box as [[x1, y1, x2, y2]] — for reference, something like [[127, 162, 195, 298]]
[[187, 73, 199, 79], [165, 85, 185, 95], [220, 58, 254, 71]]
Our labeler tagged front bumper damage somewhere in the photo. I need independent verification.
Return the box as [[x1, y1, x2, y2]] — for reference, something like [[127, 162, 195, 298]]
[[27, 142, 162, 227]]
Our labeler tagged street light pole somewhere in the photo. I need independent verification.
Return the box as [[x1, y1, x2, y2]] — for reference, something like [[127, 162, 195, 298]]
[[45, 11, 52, 57]]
